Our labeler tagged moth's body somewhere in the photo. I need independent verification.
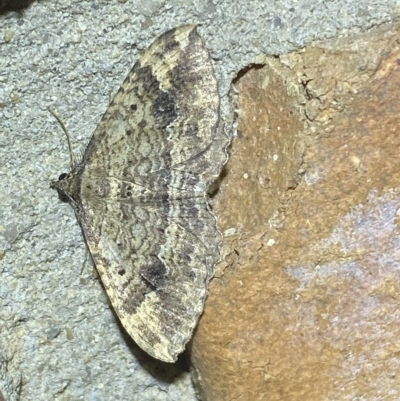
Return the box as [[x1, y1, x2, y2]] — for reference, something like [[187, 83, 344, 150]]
[[51, 169, 82, 203], [51, 25, 227, 363]]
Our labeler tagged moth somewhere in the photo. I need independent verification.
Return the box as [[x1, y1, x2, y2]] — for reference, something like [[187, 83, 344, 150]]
[[51, 25, 226, 362]]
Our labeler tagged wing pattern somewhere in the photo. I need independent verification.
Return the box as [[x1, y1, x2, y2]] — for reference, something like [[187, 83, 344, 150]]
[[60, 25, 227, 362]]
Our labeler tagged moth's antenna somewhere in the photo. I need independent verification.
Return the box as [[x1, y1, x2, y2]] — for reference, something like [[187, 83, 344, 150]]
[[48, 107, 77, 169]]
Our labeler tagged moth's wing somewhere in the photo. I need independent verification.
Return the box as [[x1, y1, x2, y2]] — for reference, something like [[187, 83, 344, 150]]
[[82, 24, 227, 191], [76, 25, 226, 362], [78, 187, 219, 362]]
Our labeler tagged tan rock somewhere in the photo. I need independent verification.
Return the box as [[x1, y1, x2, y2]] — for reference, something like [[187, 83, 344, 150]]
[[191, 23, 400, 401]]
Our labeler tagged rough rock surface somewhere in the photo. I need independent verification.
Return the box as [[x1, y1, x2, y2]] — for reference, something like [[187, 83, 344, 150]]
[[192, 22, 400, 401]]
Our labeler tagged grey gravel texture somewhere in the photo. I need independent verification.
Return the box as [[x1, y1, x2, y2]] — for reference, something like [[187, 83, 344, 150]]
[[0, 0, 399, 400]]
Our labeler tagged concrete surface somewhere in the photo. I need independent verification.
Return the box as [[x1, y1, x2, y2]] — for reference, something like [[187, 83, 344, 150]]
[[0, 0, 399, 399]]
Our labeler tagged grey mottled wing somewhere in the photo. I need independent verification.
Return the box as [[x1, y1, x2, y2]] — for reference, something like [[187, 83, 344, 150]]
[[83, 24, 225, 191], [76, 25, 226, 362]]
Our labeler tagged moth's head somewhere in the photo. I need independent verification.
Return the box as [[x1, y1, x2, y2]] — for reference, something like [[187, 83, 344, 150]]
[[50, 172, 73, 203]]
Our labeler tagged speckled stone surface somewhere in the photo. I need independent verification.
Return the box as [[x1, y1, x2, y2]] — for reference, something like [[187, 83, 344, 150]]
[[0, 0, 399, 400]]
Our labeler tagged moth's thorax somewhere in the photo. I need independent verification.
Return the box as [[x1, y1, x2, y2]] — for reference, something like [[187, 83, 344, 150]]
[[50, 167, 83, 203]]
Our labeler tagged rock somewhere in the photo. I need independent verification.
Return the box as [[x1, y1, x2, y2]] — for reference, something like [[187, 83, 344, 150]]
[[192, 22, 400, 401]]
